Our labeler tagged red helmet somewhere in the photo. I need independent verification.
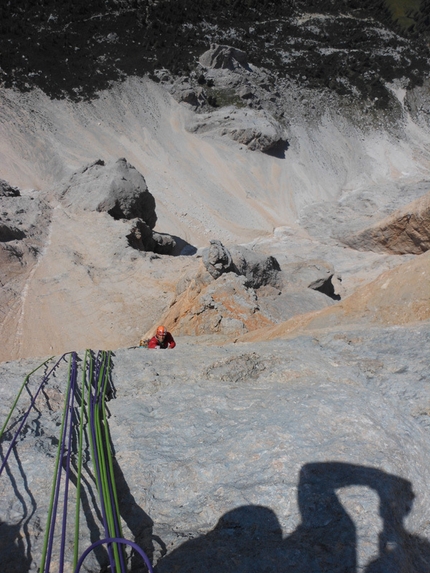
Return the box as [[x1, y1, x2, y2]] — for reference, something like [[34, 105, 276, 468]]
[[156, 325, 167, 336]]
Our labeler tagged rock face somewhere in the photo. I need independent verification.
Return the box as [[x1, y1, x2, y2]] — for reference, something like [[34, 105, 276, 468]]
[[153, 267, 273, 338], [186, 107, 287, 152], [199, 44, 250, 71], [1, 6, 430, 571], [341, 190, 430, 255], [0, 190, 52, 357], [240, 250, 430, 343], [0, 194, 48, 243], [0, 179, 20, 197], [157, 242, 337, 338], [1, 323, 430, 573], [172, 43, 287, 152], [59, 158, 157, 228]]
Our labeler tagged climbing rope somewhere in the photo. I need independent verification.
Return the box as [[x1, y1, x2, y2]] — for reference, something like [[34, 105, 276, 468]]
[[0, 355, 54, 443], [0, 354, 65, 478], [0, 350, 154, 573]]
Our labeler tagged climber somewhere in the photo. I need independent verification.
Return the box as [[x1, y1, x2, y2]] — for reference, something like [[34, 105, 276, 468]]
[[148, 325, 176, 349]]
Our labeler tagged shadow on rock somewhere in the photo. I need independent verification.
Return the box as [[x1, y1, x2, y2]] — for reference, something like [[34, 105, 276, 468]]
[[0, 521, 32, 573], [171, 235, 198, 257], [0, 445, 35, 573], [112, 458, 164, 571], [155, 462, 430, 573], [263, 139, 290, 159]]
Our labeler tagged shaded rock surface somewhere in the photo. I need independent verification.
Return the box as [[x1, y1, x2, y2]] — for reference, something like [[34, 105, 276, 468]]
[[229, 245, 281, 289], [1, 323, 430, 572], [1, 0, 429, 106], [0, 179, 20, 197], [127, 219, 176, 255]]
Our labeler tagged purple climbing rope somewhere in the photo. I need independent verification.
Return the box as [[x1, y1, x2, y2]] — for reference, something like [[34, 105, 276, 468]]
[[1, 350, 155, 573], [0, 354, 68, 478]]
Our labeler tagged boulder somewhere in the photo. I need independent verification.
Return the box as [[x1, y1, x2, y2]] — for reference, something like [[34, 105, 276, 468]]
[[199, 44, 250, 71], [186, 107, 287, 152], [280, 260, 338, 296], [126, 219, 154, 251], [127, 220, 176, 255], [152, 232, 176, 255], [59, 158, 157, 228], [202, 240, 235, 279], [202, 241, 281, 288], [229, 245, 281, 289]]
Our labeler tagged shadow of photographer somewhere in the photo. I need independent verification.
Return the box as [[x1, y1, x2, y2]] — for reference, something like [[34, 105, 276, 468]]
[[155, 462, 430, 573]]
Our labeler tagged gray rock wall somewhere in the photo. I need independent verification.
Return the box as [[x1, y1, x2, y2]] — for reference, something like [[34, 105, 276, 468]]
[[1, 323, 430, 572]]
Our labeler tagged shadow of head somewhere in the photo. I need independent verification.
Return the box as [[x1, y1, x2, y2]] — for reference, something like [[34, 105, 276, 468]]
[[298, 462, 415, 527]]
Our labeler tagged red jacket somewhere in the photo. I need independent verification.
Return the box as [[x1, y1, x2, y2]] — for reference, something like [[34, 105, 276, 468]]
[[148, 332, 176, 349]]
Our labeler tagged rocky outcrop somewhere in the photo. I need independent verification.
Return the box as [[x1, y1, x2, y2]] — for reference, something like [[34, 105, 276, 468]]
[[169, 43, 287, 152], [158, 242, 337, 338], [186, 107, 287, 152], [280, 260, 340, 299], [199, 44, 250, 71], [156, 270, 273, 338], [127, 220, 176, 255], [0, 194, 50, 245], [240, 250, 430, 343], [59, 158, 157, 228], [0, 179, 20, 197], [202, 240, 235, 279], [202, 241, 281, 288], [57, 158, 179, 255], [203, 241, 336, 293], [341, 191, 430, 255], [229, 245, 281, 289]]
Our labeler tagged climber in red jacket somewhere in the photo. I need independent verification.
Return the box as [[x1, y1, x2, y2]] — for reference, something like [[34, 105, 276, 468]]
[[148, 325, 176, 349]]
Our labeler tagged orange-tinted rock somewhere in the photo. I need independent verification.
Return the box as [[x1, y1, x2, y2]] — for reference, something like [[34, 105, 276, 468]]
[[343, 191, 430, 255]]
